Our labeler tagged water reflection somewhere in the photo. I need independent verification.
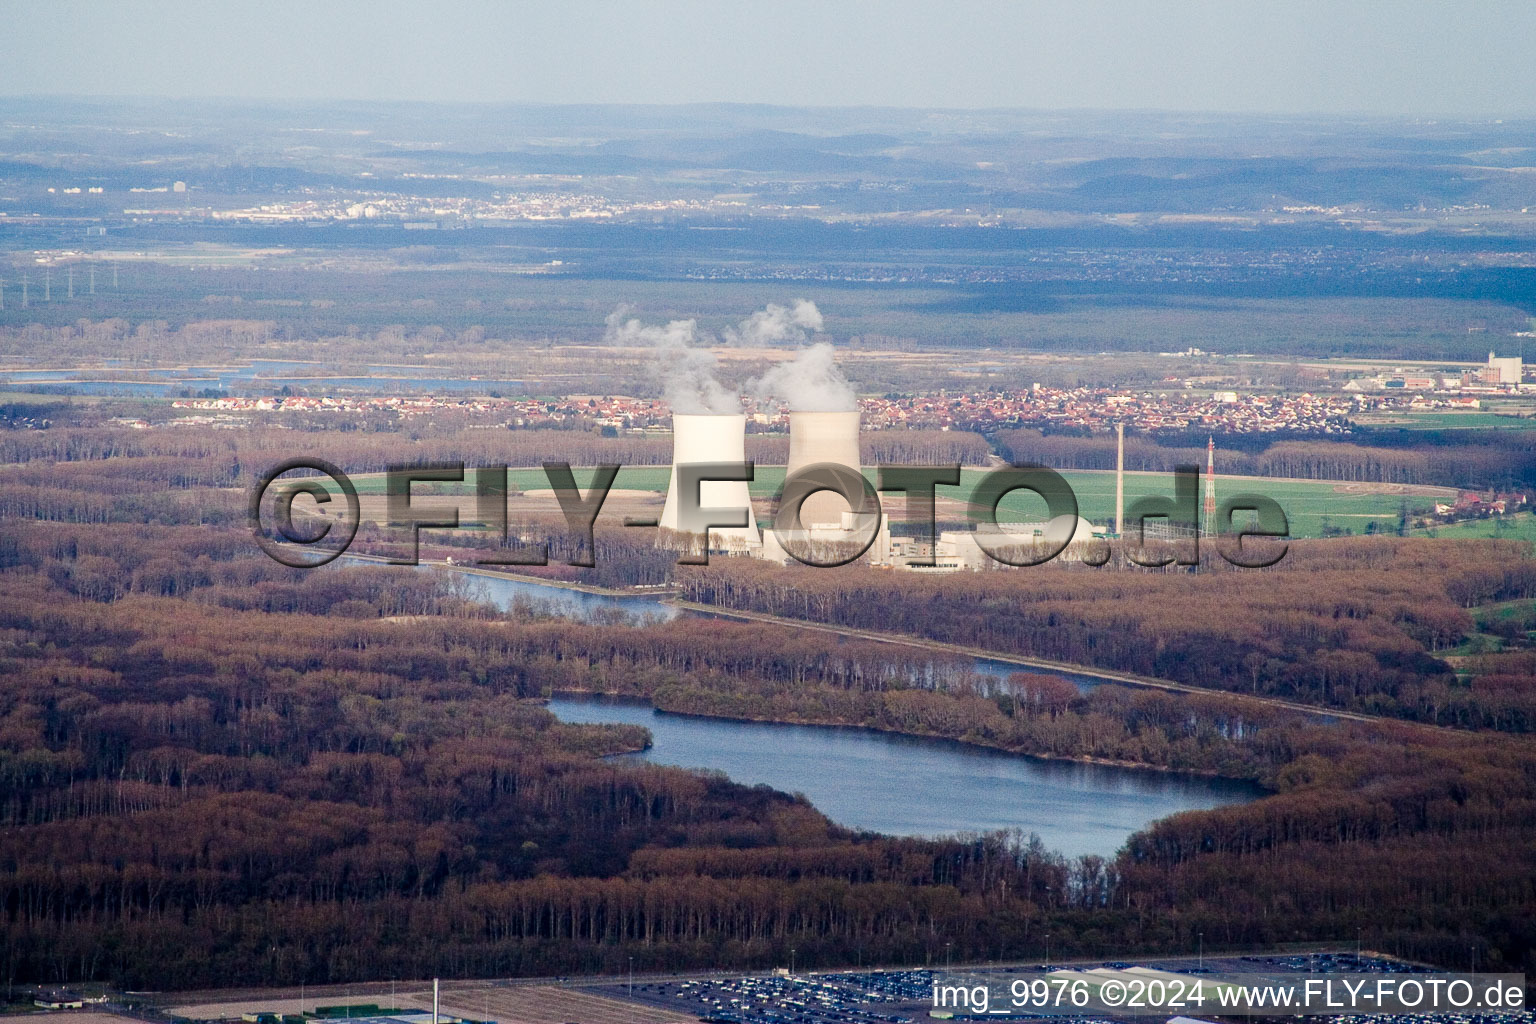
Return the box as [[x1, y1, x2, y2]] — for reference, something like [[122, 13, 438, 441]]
[[549, 694, 1259, 859], [463, 571, 678, 624]]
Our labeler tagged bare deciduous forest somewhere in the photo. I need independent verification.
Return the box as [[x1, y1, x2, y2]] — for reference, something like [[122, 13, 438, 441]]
[[1, 509, 1534, 986]]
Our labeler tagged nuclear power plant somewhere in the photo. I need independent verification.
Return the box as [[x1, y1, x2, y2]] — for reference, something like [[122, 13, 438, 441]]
[[653, 339, 1104, 569], [658, 412, 761, 552], [657, 401, 1113, 569]]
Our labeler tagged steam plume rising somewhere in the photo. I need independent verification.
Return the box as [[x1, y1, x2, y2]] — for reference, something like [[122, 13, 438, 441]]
[[604, 299, 837, 413], [604, 307, 740, 414], [723, 299, 824, 347], [751, 341, 856, 412]]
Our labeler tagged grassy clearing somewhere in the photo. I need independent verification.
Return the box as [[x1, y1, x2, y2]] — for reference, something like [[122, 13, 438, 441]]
[[1473, 596, 1536, 626]]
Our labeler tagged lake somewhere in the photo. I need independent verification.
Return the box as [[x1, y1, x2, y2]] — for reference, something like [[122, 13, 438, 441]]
[[547, 694, 1259, 859], [3, 358, 525, 396], [459, 570, 679, 624]]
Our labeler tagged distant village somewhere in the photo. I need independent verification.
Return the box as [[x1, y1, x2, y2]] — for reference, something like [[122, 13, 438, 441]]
[[61, 347, 1525, 442], [168, 385, 1366, 436]]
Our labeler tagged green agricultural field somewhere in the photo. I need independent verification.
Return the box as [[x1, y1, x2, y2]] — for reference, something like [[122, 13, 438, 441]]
[[0, 390, 108, 405], [351, 465, 1446, 540], [1409, 515, 1536, 542], [1002, 469, 1438, 540], [1356, 410, 1536, 430], [348, 466, 674, 495]]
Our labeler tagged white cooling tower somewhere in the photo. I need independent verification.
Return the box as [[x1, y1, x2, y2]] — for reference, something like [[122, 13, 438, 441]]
[[659, 413, 761, 549], [785, 410, 862, 528]]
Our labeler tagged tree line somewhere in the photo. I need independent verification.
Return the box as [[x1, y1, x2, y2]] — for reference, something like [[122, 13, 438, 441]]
[[0, 421, 989, 474]]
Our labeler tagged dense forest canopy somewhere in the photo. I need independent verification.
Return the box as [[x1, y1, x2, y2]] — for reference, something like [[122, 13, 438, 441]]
[[1, 521, 1535, 988], [678, 539, 1536, 732]]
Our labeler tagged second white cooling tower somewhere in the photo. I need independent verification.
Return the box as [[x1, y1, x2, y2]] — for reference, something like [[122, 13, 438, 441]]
[[659, 413, 761, 548], [785, 409, 862, 528]]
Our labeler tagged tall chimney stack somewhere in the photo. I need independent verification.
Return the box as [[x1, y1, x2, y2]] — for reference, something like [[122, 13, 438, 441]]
[[1204, 435, 1217, 529], [1115, 421, 1125, 537]]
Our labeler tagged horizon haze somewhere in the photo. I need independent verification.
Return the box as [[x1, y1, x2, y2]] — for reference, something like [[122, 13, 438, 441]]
[[2, 0, 1535, 117]]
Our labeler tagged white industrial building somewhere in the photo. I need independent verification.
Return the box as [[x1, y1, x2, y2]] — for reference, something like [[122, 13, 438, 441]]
[[1486, 351, 1523, 385], [886, 517, 1102, 572], [760, 508, 892, 565]]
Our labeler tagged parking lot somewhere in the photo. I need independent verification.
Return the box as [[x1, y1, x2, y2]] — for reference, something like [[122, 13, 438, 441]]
[[589, 969, 932, 1024], [583, 953, 1531, 1024]]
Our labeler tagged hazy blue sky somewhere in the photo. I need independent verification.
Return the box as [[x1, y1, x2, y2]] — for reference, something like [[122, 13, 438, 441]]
[[3, 0, 1533, 116]]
